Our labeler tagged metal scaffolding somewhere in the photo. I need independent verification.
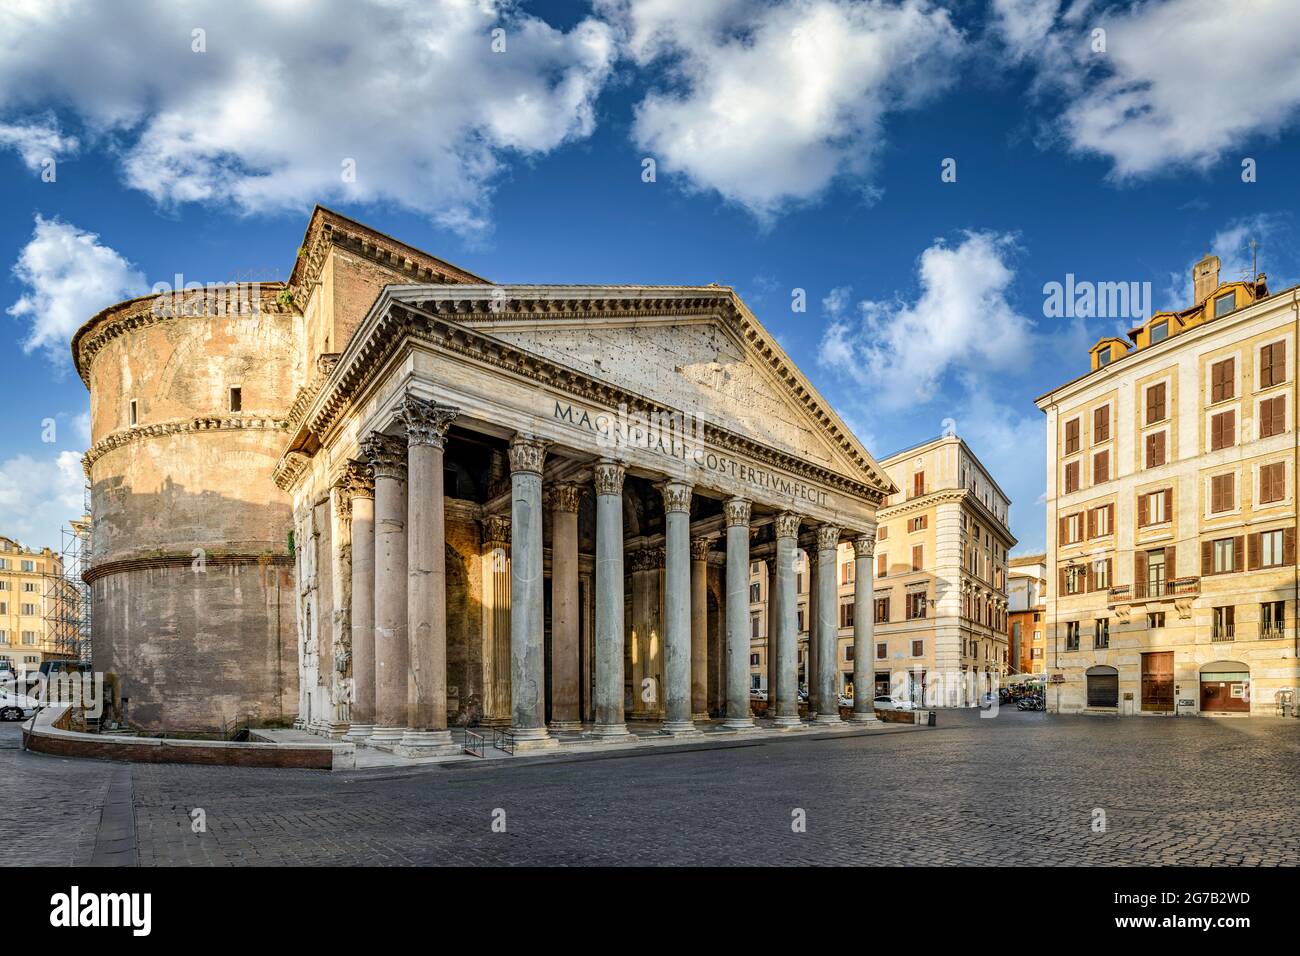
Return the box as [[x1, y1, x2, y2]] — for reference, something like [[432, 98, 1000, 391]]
[[42, 485, 92, 663]]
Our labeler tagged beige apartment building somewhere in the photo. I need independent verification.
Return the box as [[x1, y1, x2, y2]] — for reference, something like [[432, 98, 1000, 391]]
[[1007, 555, 1047, 675], [749, 434, 1013, 706], [0, 536, 70, 673], [1037, 254, 1299, 716]]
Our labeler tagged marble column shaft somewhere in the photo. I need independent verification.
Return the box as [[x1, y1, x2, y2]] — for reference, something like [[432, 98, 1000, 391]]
[[365, 432, 408, 744], [592, 461, 630, 736], [815, 525, 842, 723], [549, 483, 582, 731], [766, 559, 778, 699], [344, 463, 375, 741], [660, 481, 697, 735], [723, 498, 754, 729], [773, 512, 802, 727], [690, 536, 710, 721], [508, 435, 554, 747], [850, 534, 878, 722]]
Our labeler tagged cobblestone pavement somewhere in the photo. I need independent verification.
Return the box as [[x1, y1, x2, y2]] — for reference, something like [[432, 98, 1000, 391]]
[[7, 710, 1300, 866], [0, 722, 108, 865]]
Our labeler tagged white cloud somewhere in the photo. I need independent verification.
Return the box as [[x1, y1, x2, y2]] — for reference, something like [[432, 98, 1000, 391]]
[[818, 231, 1033, 409], [992, 0, 1300, 177], [601, 0, 964, 220], [0, 0, 616, 236], [7, 216, 148, 363], [0, 116, 78, 171], [1160, 213, 1293, 308], [0, 451, 86, 553]]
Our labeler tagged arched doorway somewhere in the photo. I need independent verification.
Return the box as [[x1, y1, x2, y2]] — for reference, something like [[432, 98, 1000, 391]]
[[1085, 665, 1119, 708], [1200, 661, 1251, 713]]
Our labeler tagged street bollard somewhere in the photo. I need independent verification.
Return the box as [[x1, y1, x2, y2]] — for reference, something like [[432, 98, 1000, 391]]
[[927, 710, 936, 727]]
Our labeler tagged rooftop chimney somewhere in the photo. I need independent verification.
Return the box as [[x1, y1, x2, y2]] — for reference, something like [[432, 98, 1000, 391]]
[[1193, 253, 1220, 305]]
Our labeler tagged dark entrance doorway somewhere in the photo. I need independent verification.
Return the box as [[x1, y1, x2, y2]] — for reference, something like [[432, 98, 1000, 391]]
[[1141, 652, 1173, 712], [1086, 665, 1119, 708], [1200, 663, 1250, 713]]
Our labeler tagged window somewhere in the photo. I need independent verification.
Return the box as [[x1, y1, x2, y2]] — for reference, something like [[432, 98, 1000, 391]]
[[1088, 504, 1113, 538], [910, 639, 924, 658], [21, 632, 35, 646], [1257, 529, 1286, 568], [0, 603, 5, 614], [1260, 341, 1286, 388], [749, 582, 760, 603], [906, 592, 927, 620], [1145, 431, 1166, 468], [751, 615, 760, 639], [1212, 605, 1235, 641], [1098, 348, 1113, 366], [876, 642, 887, 660], [1093, 405, 1110, 442], [912, 471, 925, 497], [1260, 395, 1286, 438], [20, 603, 36, 616], [1146, 382, 1167, 424], [1210, 357, 1235, 402], [1092, 559, 1111, 590], [1062, 512, 1083, 545], [1093, 618, 1110, 649], [1145, 549, 1167, 597], [1065, 418, 1080, 454], [1262, 601, 1286, 639], [840, 561, 853, 586], [1139, 488, 1171, 526], [130, 399, 138, 426], [1092, 450, 1109, 484], [1209, 409, 1235, 451], [911, 545, 923, 572], [908, 516, 927, 533], [797, 609, 805, 633], [1149, 320, 1168, 343], [844, 645, 854, 661], [839, 601, 854, 629], [1065, 621, 1080, 651], [1260, 462, 1286, 504], [1210, 473, 1235, 513], [1031, 647, 1044, 659], [0, 631, 6, 645], [1063, 566, 1084, 595], [1212, 537, 1236, 574], [1064, 461, 1079, 494], [1214, 292, 1236, 317], [229, 386, 242, 412], [874, 597, 890, 623], [749, 653, 760, 666], [876, 553, 887, 578], [1147, 612, 1165, 629]]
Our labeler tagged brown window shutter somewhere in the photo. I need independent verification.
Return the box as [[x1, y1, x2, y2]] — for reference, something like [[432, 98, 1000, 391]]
[[1201, 540, 1213, 576], [1106, 558, 1113, 587], [1285, 528, 1296, 565], [1107, 502, 1115, 532], [1135, 552, 1147, 597], [1225, 409, 1235, 447], [1058, 516, 1067, 543], [1087, 509, 1096, 538], [1233, 536, 1243, 573], [1058, 568, 1067, 593], [1163, 488, 1173, 524], [1138, 493, 1149, 527], [1211, 413, 1224, 450], [1273, 342, 1286, 385], [1247, 532, 1260, 571], [1166, 546, 1176, 580], [1083, 562, 1092, 592], [1273, 396, 1286, 436]]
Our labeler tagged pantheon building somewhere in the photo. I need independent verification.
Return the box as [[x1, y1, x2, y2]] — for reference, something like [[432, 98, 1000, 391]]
[[74, 207, 893, 747]]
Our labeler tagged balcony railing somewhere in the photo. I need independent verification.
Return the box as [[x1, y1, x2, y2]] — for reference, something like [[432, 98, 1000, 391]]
[[1261, 624, 1286, 640], [1211, 624, 1235, 642], [1114, 576, 1200, 604]]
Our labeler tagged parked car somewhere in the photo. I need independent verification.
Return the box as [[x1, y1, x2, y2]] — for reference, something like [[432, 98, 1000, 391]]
[[0, 690, 39, 721], [836, 694, 853, 708], [749, 688, 768, 701], [873, 695, 914, 712]]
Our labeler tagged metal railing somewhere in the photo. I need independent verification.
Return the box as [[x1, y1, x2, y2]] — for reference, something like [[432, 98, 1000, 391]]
[[1261, 624, 1286, 640], [1211, 624, 1236, 642], [463, 729, 484, 758], [492, 727, 515, 755]]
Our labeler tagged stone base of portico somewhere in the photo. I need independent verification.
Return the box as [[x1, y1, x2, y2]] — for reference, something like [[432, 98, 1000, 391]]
[[368, 726, 406, 746], [771, 716, 805, 730], [385, 729, 461, 758], [847, 711, 878, 723], [343, 722, 374, 742], [510, 728, 560, 752], [721, 717, 756, 730], [659, 720, 702, 737], [548, 720, 583, 733], [587, 723, 636, 740], [811, 713, 843, 726], [324, 721, 351, 739]]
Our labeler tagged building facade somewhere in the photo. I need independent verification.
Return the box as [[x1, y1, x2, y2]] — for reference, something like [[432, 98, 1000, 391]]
[[76, 206, 894, 738], [0, 537, 73, 672], [1007, 555, 1047, 675], [748, 434, 1014, 706], [1037, 254, 1300, 716]]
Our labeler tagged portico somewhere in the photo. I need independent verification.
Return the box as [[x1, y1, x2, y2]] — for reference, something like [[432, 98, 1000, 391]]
[[280, 275, 894, 750]]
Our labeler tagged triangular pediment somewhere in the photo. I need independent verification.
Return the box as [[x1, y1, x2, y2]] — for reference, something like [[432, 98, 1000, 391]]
[[383, 285, 893, 497]]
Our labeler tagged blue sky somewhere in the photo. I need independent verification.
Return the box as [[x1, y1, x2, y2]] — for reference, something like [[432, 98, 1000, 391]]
[[2, 0, 1299, 555]]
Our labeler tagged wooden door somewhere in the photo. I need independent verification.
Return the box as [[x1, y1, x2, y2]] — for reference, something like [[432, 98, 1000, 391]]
[[1141, 652, 1174, 712]]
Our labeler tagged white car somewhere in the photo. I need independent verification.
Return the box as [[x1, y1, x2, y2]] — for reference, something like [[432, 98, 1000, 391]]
[[749, 688, 768, 701], [0, 690, 39, 721], [872, 695, 915, 712]]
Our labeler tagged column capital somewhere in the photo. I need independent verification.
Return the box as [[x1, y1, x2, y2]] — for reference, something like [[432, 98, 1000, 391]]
[[631, 547, 664, 572], [592, 459, 626, 497], [690, 536, 712, 561], [774, 511, 802, 540], [723, 497, 751, 527], [816, 524, 841, 553], [360, 432, 407, 480], [482, 514, 511, 548], [398, 395, 459, 448], [549, 482, 582, 513], [507, 434, 551, 475], [853, 535, 876, 558], [659, 479, 693, 514], [340, 459, 375, 501], [334, 487, 353, 523]]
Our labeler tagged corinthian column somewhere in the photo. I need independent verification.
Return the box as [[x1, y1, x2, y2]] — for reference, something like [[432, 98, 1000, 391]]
[[660, 480, 699, 735], [850, 532, 878, 722], [481, 515, 512, 725], [508, 434, 557, 750], [363, 432, 408, 746], [549, 482, 582, 732], [399, 396, 459, 753], [814, 524, 843, 724], [343, 461, 375, 742], [592, 460, 632, 738], [773, 511, 803, 728], [690, 536, 710, 721], [723, 498, 755, 729]]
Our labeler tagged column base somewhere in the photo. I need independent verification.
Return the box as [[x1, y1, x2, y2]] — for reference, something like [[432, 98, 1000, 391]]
[[811, 713, 843, 725], [721, 716, 756, 730], [548, 720, 584, 733], [368, 726, 406, 746], [691, 712, 710, 723], [343, 722, 374, 742], [510, 727, 560, 752], [325, 721, 351, 740], [848, 711, 878, 723], [391, 729, 461, 758], [771, 715, 804, 729], [589, 723, 635, 739], [659, 720, 702, 737]]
